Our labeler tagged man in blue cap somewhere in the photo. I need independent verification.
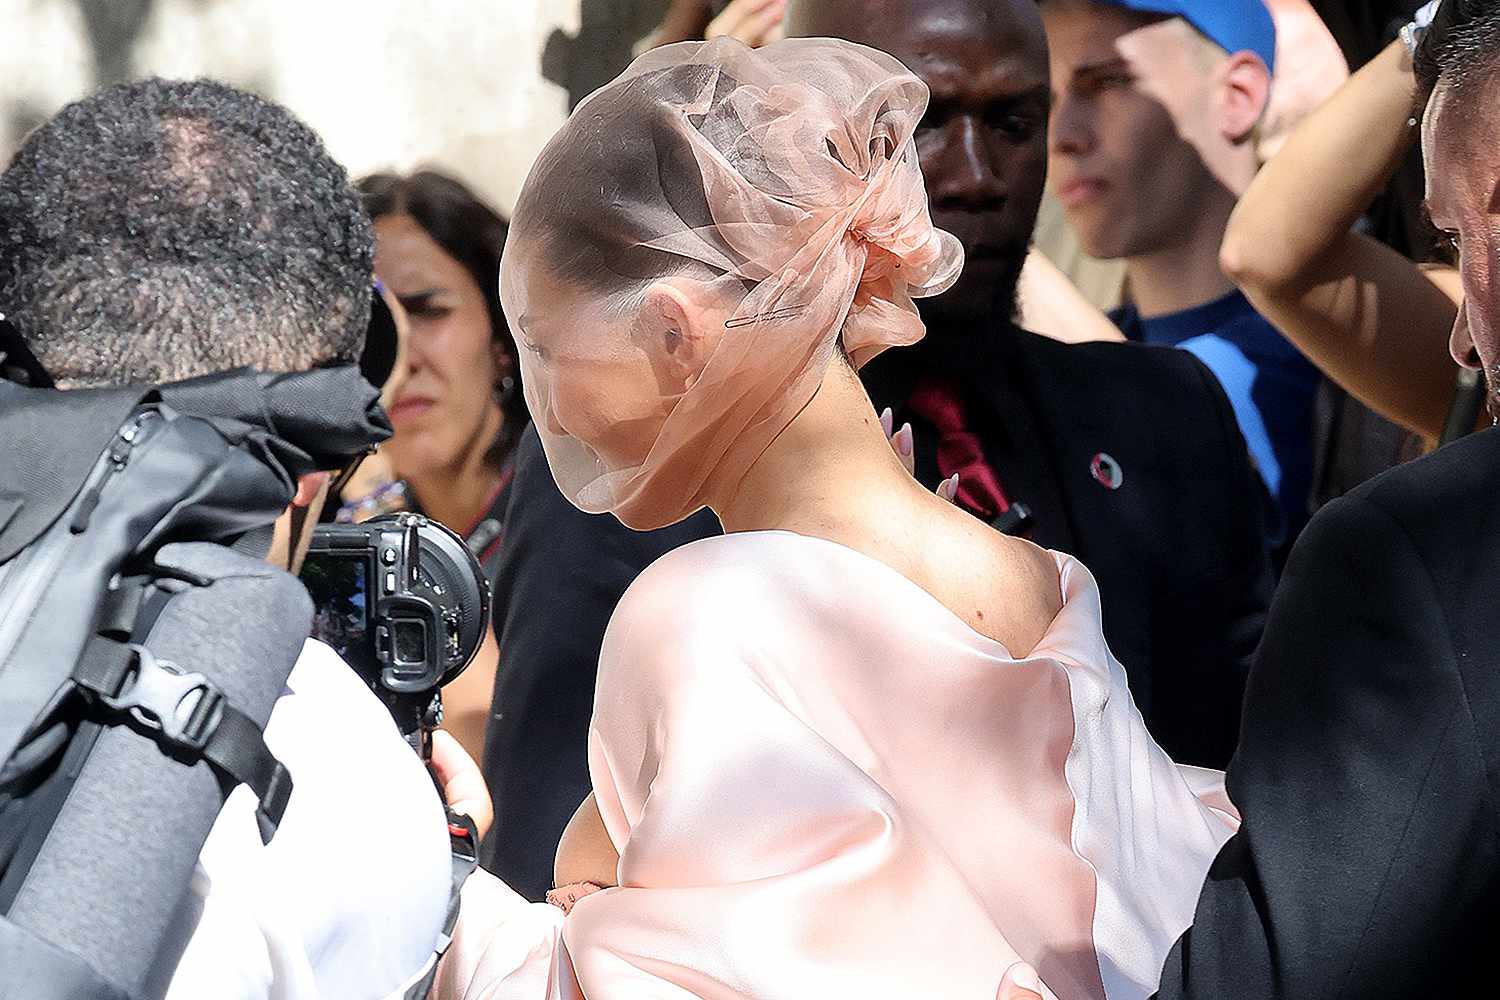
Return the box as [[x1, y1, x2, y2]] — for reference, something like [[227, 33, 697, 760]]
[[1041, 0, 1321, 556]]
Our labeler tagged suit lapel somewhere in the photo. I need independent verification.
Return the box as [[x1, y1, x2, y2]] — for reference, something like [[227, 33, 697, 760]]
[[1005, 330, 1162, 570], [961, 328, 1081, 555]]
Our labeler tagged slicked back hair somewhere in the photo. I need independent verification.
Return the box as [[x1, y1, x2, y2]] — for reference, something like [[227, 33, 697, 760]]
[[508, 64, 731, 308], [1416, 0, 1500, 94], [0, 77, 372, 388]]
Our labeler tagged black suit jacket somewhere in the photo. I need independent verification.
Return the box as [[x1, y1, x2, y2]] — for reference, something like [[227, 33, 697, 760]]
[[863, 328, 1274, 769], [1155, 427, 1500, 999], [479, 438, 718, 897], [482, 324, 1273, 899]]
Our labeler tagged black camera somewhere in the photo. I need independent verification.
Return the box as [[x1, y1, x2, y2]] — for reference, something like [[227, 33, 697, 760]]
[[300, 513, 490, 757]]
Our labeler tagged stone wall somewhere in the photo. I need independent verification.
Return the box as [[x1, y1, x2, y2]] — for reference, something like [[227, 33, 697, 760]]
[[1, 0, 669, 215]]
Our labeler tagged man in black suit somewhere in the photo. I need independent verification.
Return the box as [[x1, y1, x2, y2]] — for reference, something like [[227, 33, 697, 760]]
[[1154, 7, 1500, 996], [482, 0, 1274, 899]]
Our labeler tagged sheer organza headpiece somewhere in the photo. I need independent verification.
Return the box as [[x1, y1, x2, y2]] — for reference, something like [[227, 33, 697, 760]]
[[501, 36, 963, 527]]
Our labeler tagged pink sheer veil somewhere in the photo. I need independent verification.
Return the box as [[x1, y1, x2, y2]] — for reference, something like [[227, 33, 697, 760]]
[[501, 36, 963, 527]]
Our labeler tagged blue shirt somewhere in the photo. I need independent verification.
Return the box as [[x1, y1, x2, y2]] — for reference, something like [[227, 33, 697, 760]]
[[1112, 290, 1318, 546]]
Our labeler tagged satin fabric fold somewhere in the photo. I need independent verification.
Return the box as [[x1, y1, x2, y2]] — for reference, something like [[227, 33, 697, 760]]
[[443, 533, 1235, 999]]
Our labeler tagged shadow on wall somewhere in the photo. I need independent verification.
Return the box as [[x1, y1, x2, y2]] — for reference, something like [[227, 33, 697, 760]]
[[75, 0, 157, 85], [543, 0, 674, 109], [4, 0, 155, 159], [4, 102, 48, 153], [3, 0, 274, 160]]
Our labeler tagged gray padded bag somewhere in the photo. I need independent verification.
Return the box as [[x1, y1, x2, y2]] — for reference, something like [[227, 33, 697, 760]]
[[0, 364, 389, 1000], [3, 544, 309, 999]]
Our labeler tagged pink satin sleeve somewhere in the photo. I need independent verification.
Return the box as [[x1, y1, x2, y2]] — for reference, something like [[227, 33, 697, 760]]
[[432, 869, 570, 1000], [446, 532, 1233, 1000], [577, 533, 1232, 999]]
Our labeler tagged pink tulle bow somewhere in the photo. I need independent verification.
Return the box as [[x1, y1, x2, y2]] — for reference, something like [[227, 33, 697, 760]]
[[838, 149, 963, 367]]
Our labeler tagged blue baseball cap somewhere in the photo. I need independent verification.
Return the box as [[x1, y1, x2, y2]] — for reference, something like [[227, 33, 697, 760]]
[[1101, 0, 1277, 73]]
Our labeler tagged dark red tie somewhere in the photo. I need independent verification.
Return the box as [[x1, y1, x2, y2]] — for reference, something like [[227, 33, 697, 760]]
[[906, 374, 1018, 521]]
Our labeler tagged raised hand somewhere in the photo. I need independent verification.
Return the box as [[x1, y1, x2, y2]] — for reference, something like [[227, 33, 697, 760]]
[[704, 0, 786, 47]]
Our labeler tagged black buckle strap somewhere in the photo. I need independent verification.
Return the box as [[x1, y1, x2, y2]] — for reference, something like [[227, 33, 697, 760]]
[[97, 575, 178, 643], [74, 639, 293, 843], [95, 647, 224, 754], [207, 704, 293, 844]]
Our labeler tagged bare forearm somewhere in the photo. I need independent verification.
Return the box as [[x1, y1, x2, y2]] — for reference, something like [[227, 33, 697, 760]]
[[1017, 249, 1125, 344], [1242, 237, 1459, 438], [1223, 40, 1419, 291], [1222, 35, 1463, 440]]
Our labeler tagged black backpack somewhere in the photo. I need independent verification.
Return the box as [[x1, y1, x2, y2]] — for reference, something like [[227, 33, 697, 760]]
[[0, 332, 391, 999]]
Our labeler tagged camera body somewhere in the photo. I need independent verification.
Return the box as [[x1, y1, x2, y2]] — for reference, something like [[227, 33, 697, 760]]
[[301, 513, 490, 757]]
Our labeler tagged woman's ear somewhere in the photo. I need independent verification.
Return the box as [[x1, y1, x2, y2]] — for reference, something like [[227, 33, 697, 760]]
[[1218, 51, 1272, 145], [640, 279, 719, 384]]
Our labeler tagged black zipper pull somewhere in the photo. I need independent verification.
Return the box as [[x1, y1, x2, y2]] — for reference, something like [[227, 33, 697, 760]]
[[70, 413, 153, 534]]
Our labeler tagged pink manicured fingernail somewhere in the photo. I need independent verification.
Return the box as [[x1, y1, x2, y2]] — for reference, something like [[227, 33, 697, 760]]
[[879, 407, 893, 438], [896, 423, 913, 457]]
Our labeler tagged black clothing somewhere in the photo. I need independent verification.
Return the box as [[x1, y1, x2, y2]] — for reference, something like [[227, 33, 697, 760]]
[[479, 442, 716, 896], [463, 465, 515, 583], [402, 459, 514, 583], [1155, 427, 1500, 999], [1309, 381, 1425, 512], [863, 329, 1273, 769], [1314, 1, 1426, 74], [481, 323, 1275, 900], [1109, 290, 1320, 551]]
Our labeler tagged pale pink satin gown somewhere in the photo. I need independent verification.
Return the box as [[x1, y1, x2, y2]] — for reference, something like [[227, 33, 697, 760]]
[[438, 531, 1237, 1000]]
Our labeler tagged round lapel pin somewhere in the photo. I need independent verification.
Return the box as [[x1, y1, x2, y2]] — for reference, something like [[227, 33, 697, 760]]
[[1090, 452, 1124, 491]]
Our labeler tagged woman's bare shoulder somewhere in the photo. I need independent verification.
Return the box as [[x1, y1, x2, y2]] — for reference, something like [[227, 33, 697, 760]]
[[912, 508, 1063, 656]]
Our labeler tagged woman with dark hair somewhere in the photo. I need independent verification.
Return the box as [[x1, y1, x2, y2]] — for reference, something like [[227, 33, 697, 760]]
[[356, 169, 528, 758]]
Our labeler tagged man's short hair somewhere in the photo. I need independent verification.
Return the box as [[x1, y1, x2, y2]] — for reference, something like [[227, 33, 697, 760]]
[[0, 77, 372, 388], [1416, 0, 1500, 94]]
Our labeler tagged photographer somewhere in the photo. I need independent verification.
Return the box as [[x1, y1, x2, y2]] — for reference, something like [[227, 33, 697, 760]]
[[0, 78, 478, 998]]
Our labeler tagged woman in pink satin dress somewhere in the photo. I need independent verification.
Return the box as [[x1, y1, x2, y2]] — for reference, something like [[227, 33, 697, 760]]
[[436, 36, 1237, 1000]]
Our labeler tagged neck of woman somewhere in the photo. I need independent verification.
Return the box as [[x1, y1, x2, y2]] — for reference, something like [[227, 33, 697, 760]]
[[407, 403, 506, 535], [714, 358, 938, 545]]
